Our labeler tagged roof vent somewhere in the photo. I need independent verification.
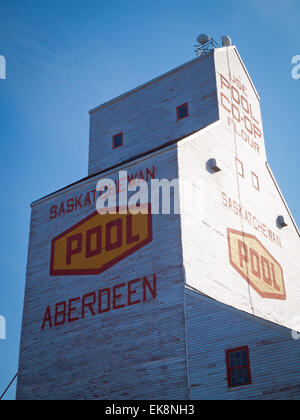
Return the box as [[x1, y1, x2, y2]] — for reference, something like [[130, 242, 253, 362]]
[[207, 158, 221, 173], [277, 215, 288, 229]]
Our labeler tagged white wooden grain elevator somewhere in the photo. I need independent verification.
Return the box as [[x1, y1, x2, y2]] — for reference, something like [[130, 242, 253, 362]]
[[17, 37, 300, 400]]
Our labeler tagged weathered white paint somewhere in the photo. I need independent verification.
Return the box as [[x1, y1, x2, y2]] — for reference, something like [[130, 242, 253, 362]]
[[185, 289, 300, 400], [17, 148, 188, 400], [17, 46, 300, 400], [88, 53, 218, 176], [178, 47, 300, 331]]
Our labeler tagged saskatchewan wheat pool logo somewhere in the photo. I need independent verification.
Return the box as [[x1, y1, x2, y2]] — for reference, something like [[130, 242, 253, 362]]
[[50, 206, 152, 276], [227, 228, 286, 300]]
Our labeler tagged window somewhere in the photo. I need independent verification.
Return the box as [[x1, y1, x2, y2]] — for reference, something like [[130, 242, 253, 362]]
[[113, 132, 123, 149], [251, 172, 260, 191], [176, 103, 189, 121], [236, 158, 244, 178], [226, 346, 252, 388]]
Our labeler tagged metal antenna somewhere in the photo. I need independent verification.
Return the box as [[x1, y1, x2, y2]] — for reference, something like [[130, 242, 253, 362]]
[[195, 34, 219, 57]]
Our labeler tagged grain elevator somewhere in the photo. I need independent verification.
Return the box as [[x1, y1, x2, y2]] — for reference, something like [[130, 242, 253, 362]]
[[17, 37, 300, 400]]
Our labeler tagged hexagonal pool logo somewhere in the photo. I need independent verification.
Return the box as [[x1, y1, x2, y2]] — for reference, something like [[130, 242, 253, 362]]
[[50, 207, 152, 276], [227, 228, 286, 300]]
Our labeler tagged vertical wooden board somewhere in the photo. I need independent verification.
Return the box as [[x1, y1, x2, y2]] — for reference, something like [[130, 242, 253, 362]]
[[179, 47, 300, 331], [215, 47, 267, 161], [17, 147, 188, 400], [214, 47, 300, 326], [185, 290, 300, 400], [88, 54, 219, 176], [178, 123, 256, 314], [17, 46, 300, 400]]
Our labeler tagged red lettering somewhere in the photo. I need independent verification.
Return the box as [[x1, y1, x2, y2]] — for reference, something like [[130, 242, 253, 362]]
[[253, 125, 262, 139], [82, 292, 96, 318], [98, 289, 111, 313], [128, 172, 138, 184], [231, 86, 240, 104], [75, 195, 82, 209], [233, 201, 239, 216], [41, 306, 52, 330], [250, 248, 261, 278], [86, 226, 102, 258], [58, 202, 65, 217], [232, 103, 241, 122], [67, 198, 74, 213], [238, 240, 248, 268], [221, 93, 231, 112], [271, 263, 280, 291], [126, 215, 139, 244], [50, 205, 57, 220], [84, 192, 91, 207], [241, 96, 249, 114], [66, 234, 82, 265], [244, 116, 253, 134], [128, 279, 141, 306], [220, 74, 230, 90], [113, 283, 125, 310], [146, 166, 155, 181], [55, 301, 66, 326], [106, 219, 122, 251], [91, 190, 97, 203], [222, 192, 228, 207], [143, 274, 157, 301], [68, 297, 80, 323], [261, 256, 272, 286], [42, 273, 158, 329]]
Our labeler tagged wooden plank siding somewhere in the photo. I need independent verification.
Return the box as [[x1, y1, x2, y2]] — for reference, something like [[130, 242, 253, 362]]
[[88, 53, 219, 176], [17, 147, 188, 400], [17, 46, 299, 400], [178, 47, 300, 331], [185, 289, 300, 400]]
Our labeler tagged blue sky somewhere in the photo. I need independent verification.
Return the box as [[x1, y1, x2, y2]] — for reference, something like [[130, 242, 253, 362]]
[[0, 0, 299, 400]]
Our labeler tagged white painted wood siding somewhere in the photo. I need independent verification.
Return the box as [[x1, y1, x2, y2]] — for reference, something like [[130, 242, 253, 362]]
[[17, 147, 188, 400], [88, 54, 219, 175], [17, 46, 299, 400], [178, 47, 300, 331], [185, 289, 300, 400]]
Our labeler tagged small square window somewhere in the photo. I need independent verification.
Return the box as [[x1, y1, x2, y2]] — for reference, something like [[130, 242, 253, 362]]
[[236, 158, 244, 178], [113, 132, 123, 149], [251, 172, 260, 191], [177, 103, 189, 121], [226, 346, 252, 388]]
